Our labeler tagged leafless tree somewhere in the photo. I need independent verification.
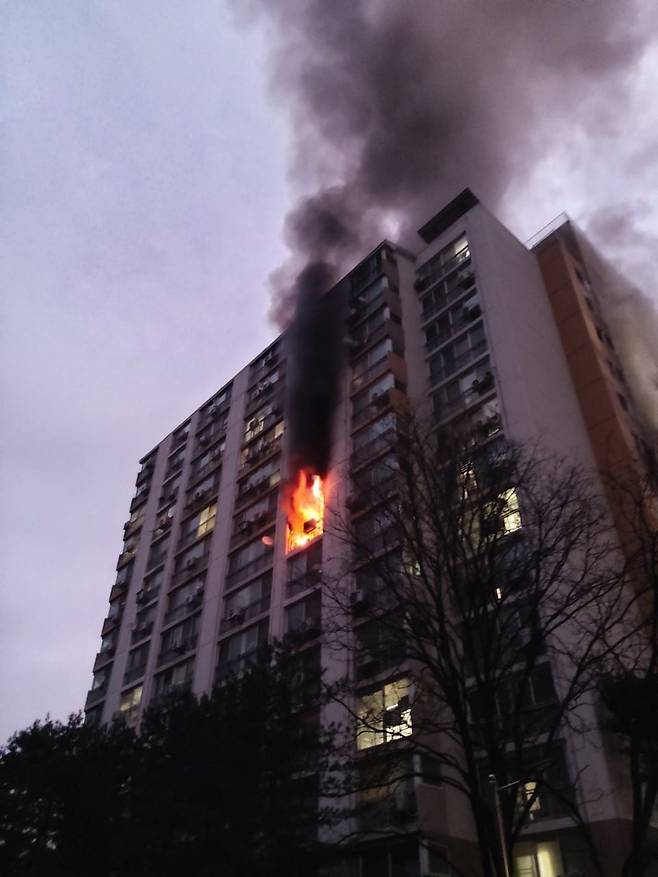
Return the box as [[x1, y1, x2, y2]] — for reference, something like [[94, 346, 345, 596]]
[[599, 446, 658, 877], [325, 413, 637, 877]]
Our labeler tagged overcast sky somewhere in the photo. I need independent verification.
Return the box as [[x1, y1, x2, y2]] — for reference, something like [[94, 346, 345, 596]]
[[1, 1, 657, 742]]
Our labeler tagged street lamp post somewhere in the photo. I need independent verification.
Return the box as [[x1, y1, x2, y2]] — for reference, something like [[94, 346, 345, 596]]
[[488, 773, 512, 877]]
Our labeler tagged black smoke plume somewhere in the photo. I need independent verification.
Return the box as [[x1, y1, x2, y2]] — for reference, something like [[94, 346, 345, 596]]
[[285, 261, 346, 478], [237, 0, 658, 464]]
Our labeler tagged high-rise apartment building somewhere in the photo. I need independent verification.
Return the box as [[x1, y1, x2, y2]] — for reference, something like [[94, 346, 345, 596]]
[[85, 190, 649, 877]]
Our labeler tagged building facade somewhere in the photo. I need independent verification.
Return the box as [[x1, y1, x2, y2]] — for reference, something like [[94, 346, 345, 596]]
[[85, 191, 649, 877]]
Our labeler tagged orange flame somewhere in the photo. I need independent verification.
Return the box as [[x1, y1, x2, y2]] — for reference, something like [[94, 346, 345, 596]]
[[286, 468, 324, 553]]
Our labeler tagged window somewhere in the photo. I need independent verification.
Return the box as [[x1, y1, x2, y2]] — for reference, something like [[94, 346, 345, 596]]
[[119, 685, 142, 713], [218, 620, 268, 668], [91, 668, 109, 691], [513, 840, 564, 877], [357, 678, 412, 750], [175, 538, 210, 573], [107, 598, 125, 619], [237, 457, 280, 499], [182, 503, 216, 541], [224, 573, 272, 617], [353, 373, 395, 418], [361, 839, 420, 877], [161, 615, 199, 656], [244, 401, 282, 443], [285, 591, 321, 633], [240, 421, 284, 469], [152, 658, 194, 700], [353, 414, 397, 451], [228, 534, 274, 575], [166, 577, 204, 617]]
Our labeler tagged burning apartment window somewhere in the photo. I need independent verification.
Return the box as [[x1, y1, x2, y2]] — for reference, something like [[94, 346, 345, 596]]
[[285, 469, 324, 553], [356, 678, 412, 750]]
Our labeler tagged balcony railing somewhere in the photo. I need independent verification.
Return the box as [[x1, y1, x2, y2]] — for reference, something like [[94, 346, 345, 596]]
[[351, 354, 390, 393], [225, 551, 274, 590], [352, 390, 394, 431], [177, 523, 215, 552], [239, 436, 283, 474], [170, 553, 210, 588], [189, 454, 223, 486], [136, 584, 161, 607], [434, 372, 495, 423], [196, 399, 230, 433], [219, 594, 271, 633]]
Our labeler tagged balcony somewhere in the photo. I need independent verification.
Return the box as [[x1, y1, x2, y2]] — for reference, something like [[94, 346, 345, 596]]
[[163, 590, 204, 626], [415, 246, 471, 295], [225, 551, 274, 590], [117, 547, 136, 569], [249, 353, 280, 388], [215, 648, 260, 683], [93, 647, 116, 671], [352, 428, 397, 470], [189, 452, 223, 487], [123, 662, 147, 685], [235, 475, 280, 508], [123, 516, 144, 537], [85, 683, 108, 709], [170, 553, 209, 588], [177, 523, 215, 552], [157, 636, 198, 668], [239, 436, 283, 474], [150, 677, 193, 708], [184, 486, 216, 516], [136, 585, 161, 607], [286, 568, 322, 600], [429, 339, 488, 387], [131, 620, 154, 644], [434, 371, 495, 424], [197, 399, 230, 433], [101, 611, 123, 636], [243, 410, 284, 447], [219, 594, 271, 633], [244, 379, 285, 419], [109, 581, 129, 602], [136, 461, 154, 486], [130, 490, 148, 513], [230, 509, 277, 549], [286, 617, 322, 647], [358, 789, 416, 832]]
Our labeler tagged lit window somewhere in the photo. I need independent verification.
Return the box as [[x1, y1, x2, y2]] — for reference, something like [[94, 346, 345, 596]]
[[357, 678, 412, 750], [197, 503, 217, 538], [501, 488, 522, 533], [119, 685, 142, 712]]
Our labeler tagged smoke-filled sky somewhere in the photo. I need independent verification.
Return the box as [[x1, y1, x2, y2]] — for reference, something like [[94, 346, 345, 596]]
[[2, 0, 657, 742]]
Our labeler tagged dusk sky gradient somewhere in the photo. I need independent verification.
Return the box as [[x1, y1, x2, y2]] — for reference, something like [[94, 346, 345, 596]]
[[1, 0, 657, 742]]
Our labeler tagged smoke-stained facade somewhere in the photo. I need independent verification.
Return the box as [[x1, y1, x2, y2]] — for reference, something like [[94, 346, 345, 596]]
[[85, 192, 650, 877]]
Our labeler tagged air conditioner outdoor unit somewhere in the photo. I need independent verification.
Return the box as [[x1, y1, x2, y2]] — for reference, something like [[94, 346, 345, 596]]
[[199, 435, 209, 445], [372, 392, 389, 408], [185, 557, 199, 570], [194, 489, 205, 500], [136, 589, 147, 604], [227, 609, 245, 625]]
